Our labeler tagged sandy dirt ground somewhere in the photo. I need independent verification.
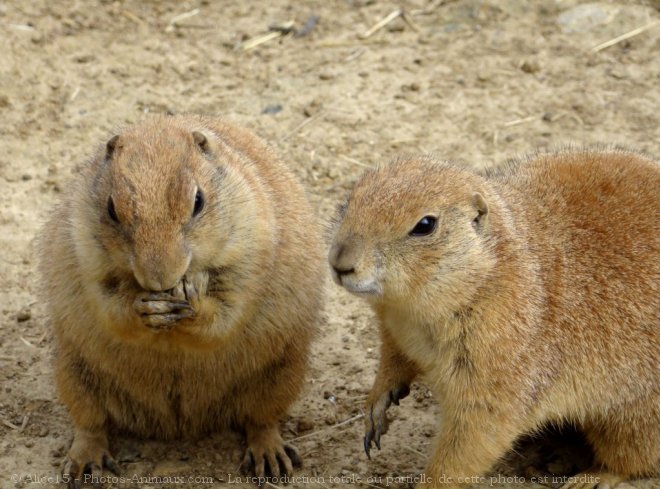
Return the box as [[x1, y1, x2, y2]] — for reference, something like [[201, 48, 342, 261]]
[[1, 1, 659, 488]]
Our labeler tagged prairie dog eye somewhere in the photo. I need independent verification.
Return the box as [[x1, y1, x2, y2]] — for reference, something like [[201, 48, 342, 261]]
[[409, 216, 437, 237], [192, 188, 204, 217], [107, 197, 119, 223]]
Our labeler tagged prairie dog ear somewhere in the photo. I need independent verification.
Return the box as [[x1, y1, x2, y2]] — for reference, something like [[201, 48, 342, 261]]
[[105, 135, 120, 161], [192, 131, 211, 154], [472, 192, 489, 229]]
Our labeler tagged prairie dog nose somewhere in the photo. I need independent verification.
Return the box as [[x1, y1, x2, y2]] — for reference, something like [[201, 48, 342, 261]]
[[132, 247, 191, 292], [133, 268, 180, 292], [329, 242, 357, 276]]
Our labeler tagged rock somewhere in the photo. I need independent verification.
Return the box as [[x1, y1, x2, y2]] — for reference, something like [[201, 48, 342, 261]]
[[261, 104, 283, 115], [477, 72, 490, 82], [401, 82, 420, 92], [520, 59, 540, 73], [303, 98, 322, 117], [557, 4, 617, 34], [16, 308, 31, 322]]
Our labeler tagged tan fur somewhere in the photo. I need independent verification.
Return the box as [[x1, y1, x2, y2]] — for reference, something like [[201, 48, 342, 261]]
[[329, 149, 659, 488], [39, 115, 324, 484]]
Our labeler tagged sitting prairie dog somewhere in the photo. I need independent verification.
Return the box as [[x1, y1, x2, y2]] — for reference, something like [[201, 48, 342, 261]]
[[39, 114, 324, 485], [329, 149, 659, 488]]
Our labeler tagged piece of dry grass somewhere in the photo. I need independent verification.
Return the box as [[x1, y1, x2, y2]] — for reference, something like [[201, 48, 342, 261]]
[[503, 114, 542, 127], [241, 31, 283, 51], [591, 20, 659, 52], [360, 9, 403, 39], [280, 111, 326, 142], [241, 21, 295, 51], [1, 418, 20, 430], [340, 155, 371, 168], [19, 336, 38, 349], [411, 0, 458, 16], [165, 8, 200, 32], [289, 413, 364, 442], [121, 9, 146, 26]]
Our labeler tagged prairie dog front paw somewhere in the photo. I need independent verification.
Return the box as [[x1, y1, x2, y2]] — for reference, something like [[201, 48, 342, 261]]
[[364, 383, 410, 458], [170, 273, 208, 307], [134, 290, 194, 329]]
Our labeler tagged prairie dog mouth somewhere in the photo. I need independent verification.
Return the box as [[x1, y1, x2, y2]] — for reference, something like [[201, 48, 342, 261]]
[[339, 277, 381, 296]]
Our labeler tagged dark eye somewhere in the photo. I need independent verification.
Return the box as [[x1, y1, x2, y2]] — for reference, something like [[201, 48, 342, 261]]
[[192, 189, 204, 217], [409, 216, 437, 236], [107, 197, 119, 223]]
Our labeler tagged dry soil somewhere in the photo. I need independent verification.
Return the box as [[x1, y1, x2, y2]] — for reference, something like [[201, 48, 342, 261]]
[[1, 1, 659, 488]]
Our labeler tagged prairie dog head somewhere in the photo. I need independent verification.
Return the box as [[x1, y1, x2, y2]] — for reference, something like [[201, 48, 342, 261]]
[[78, 116, 260, 292], [329, 156, 497, 313]]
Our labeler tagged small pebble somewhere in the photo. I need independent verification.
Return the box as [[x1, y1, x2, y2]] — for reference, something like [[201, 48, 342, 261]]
[[16, 308, 31, 322], [402, 82, 420, 92], [261, 104, 283, 115], [520, 60, 540, 73]]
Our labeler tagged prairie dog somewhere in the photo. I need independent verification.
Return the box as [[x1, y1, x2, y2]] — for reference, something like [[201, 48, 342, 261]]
[[39, 114, 324, 485], [329, 149, 659, 488]]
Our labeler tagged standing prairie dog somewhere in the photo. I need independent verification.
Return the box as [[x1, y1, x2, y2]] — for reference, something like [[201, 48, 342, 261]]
[[329, 149, 659, 488], [39, 114, 324, 486]]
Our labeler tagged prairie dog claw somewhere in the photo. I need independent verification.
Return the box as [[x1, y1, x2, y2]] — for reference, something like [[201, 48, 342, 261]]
[[134, 288, 194, 329], [364, 383, 410, 458]]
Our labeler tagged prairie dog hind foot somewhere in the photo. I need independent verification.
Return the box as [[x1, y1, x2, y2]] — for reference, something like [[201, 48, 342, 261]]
[[62, 428, 120, 489], [240, 425, 302, 481]]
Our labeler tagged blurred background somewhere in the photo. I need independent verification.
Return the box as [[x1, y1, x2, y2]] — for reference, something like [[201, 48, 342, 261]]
[[1, 1, 659, 487]]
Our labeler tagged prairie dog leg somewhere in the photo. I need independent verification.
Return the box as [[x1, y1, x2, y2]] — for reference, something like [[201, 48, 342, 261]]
[[420, 406, 526, 489], [365, 325, 420, 457], [56, 354, 119, 488]]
